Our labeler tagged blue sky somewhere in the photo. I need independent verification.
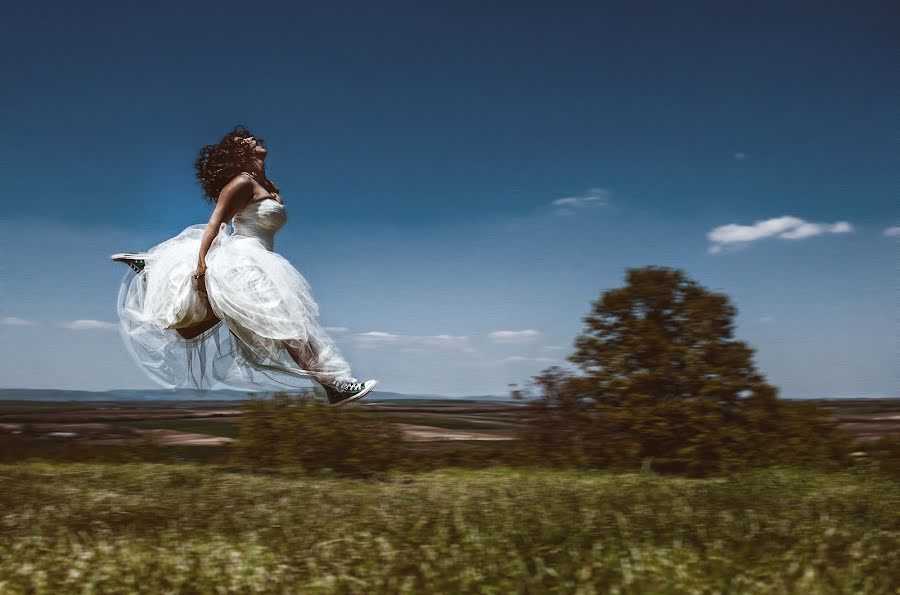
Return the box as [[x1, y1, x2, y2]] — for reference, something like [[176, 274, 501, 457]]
[[0, 0, 896, 397]]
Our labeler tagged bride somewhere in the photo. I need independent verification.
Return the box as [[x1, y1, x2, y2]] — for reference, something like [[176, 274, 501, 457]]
[[113, 125, 376, 405]]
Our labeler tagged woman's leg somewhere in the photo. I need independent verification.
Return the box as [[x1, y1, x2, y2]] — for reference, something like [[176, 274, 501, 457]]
[[283, 339, 329, 386], [282, 335, 351, 387], [174, 290, 220, 340], [175, 312, 220, 340], [283, 338, 373, 404]]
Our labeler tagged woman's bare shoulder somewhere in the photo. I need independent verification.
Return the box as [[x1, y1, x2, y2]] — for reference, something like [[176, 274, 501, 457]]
[[214, 174, 255, 216], [223, 172, 256, 191]]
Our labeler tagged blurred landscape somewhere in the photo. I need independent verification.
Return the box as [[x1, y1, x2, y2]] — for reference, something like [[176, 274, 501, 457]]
[[1, 392, 898, 592], [3, 267, 898, 592], [0, 393, 526, 453], [1, 393, 898, 593], [0, 391, 898, 457]]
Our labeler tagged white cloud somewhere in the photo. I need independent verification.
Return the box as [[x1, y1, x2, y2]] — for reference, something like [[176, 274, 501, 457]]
[[710, 216, 804, 244], [759, 315, 773, 324], [468, 355, 560, 367], [420, 334, 470, 348], [883, 226, 900, 237], [1, 317, 36, 327], [708, 215, 853, 253], [501, 356, 556, 364], [353, 330, 470, 350], [550, 188, 610, 213], [778, 221, 852, 240], [358, 331, 395, 339], [60, 319, 119, 331], [488, 329, 541, 344], [324, 326, 349, 334], [541, 345, 566, 352], [733, 152, 749, 160]]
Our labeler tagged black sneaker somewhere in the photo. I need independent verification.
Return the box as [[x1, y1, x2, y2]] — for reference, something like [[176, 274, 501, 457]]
[[111, 252, 149, 274], [324, 378, 377, 406]]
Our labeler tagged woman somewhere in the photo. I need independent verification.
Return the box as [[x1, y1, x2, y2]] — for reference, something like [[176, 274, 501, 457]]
[[114, 125, 376, 405]]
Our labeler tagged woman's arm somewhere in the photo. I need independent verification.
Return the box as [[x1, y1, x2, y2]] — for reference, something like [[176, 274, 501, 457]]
[[195, 175, 254, 284]]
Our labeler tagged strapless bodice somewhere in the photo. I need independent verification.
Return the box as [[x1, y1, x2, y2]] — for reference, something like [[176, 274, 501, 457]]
[[231, 198, 286, 251]]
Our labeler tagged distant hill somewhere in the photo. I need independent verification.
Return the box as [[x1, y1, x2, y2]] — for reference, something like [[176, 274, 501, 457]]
[[0, 388, 517, 402]]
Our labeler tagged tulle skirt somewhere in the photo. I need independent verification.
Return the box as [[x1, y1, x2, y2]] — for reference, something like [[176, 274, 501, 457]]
[[116, 223, 351, 390]]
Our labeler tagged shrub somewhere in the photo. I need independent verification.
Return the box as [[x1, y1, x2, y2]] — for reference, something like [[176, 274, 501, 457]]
[[232, 390, 405, 475]]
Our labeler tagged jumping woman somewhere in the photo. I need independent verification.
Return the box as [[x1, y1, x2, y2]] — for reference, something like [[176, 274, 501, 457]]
[[113, 125, 376, 405]]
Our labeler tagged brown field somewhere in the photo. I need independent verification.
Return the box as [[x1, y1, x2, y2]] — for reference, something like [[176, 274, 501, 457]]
[[0, 397, 896, 449]]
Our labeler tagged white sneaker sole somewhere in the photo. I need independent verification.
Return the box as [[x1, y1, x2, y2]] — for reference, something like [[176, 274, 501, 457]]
[[111, 253, 150, 274], [329, 379, 377, 407], [111, 252, 149, 262]]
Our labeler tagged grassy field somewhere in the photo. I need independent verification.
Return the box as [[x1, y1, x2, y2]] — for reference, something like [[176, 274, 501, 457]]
[[0, 464, 897, 594]]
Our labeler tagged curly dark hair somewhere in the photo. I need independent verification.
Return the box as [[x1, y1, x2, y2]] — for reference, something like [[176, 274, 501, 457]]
[[194, 125, 266, 202]]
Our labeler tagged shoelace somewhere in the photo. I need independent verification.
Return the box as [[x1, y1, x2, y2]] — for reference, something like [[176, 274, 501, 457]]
[[334, 380, 364, 393], [127, 260, 146, 274], [114, 255, 147, 274]]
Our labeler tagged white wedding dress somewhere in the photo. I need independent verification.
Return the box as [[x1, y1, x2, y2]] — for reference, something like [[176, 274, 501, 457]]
[[116, 188, 352, 391]]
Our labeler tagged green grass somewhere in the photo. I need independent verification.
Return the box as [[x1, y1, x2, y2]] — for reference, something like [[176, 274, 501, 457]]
[[0, 464, 897, 593]]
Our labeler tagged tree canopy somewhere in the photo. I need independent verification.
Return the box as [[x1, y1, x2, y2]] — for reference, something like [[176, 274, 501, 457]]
[[521, 266, 849, 475], [569, 266, 775, 407]]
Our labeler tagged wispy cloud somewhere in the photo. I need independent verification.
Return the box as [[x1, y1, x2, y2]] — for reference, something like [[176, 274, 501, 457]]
[[732, 152, 749, 160], [1, 316, 36, 327], [488, 329, 541, 344], [708, 215, 853, 254], [550, 188, 610, 214], [499, 355, 557, 364], [778, 221, 852, 240], [353, 330, 471, 351], [541, 345, 566, 352], [324, 326, 350, 334], [466, 355, 560, 367], [883, 226, 900, 237], [60, 319, 119, 331]]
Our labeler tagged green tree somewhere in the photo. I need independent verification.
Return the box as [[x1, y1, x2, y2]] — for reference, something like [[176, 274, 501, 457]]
[[570, 266, 771, 406], [521, 266, 850, 475]]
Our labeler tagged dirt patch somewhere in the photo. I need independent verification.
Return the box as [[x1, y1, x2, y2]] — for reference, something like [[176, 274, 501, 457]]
[[394, 423, 516, 442], [94, 429, 234, 446]]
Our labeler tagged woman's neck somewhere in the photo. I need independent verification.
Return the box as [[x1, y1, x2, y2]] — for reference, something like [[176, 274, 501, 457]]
[[244, 158, 266, 178]]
